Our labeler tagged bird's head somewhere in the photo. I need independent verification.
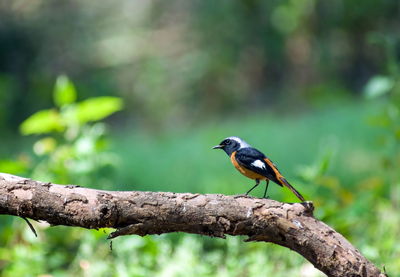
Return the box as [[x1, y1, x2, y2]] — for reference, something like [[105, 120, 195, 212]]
[[212, 136, 250, 156]]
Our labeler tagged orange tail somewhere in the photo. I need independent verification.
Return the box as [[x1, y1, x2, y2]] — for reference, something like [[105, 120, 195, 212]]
[[279, 177, 305, 202]]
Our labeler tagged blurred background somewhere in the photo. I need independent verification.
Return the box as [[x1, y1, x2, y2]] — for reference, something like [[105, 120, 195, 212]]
[[0, 0, 399, 276]]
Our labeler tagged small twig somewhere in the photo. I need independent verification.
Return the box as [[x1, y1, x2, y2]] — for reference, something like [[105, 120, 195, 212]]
[[21, 216, 37, 237]]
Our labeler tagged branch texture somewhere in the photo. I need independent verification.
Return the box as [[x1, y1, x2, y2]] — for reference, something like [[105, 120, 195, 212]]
[[0, 173, 386, 277]]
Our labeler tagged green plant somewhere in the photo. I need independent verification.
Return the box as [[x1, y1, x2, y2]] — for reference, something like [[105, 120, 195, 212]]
[[364, 34, 400, 206], [19, 75, 123, 186], [0, 75, 124, 276]]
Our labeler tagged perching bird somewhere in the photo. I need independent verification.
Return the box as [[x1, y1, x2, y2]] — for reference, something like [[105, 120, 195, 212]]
[[213, 136, 305, 201]]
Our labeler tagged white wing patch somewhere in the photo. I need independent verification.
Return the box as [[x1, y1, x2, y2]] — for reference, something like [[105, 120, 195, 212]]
[[251, 160, 266, 169]]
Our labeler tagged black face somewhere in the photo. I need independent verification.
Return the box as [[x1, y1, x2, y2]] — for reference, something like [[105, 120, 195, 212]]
[[213, 138, 240, 156]]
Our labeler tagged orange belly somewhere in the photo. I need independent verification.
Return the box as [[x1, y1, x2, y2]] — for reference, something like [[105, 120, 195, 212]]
[[230, 151, 267, 180]]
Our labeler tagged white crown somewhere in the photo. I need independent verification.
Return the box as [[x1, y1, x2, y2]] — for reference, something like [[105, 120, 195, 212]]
[[225, 136, 251, 149]]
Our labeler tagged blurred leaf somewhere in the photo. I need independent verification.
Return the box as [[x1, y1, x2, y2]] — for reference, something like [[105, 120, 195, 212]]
[[0, 159, 28, 174], [75, 136, 95, 155], [395, 128, 400, 140], [317, 176, 341, 190], [296, 164, 318, 182], [20, 109, 64, 135], [387, 103, 400, 121], [271, 5, 298, 34], [318, 151, 332, 175], [296, 150, 334, 182], [339, 188, 354, 205], [33, 137, 57, 156], [366, 114, 391, 127], [53, 75, 77, 107], [358, 176, 384, 190], [364, 75, 394, 99], [75, 97, 123, 124]]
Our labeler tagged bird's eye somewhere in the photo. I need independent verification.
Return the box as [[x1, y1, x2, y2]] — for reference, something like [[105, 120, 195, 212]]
[[223, 140, 230, 145]]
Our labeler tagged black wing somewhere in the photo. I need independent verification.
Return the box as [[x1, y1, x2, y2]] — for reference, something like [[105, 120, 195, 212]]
[[235, 148, 281, 184]]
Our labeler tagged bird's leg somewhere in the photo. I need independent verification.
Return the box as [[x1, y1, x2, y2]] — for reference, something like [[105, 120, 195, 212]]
[[263, 180, 270, 199], [246, 179, 260, 196]]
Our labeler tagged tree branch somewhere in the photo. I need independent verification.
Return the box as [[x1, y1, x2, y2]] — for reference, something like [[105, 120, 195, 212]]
[[0, 173, 386, 277]]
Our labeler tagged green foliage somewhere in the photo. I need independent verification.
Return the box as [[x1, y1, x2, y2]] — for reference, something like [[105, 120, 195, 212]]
[[363, 36, 400, 212], [0, 76, 125, 275], [20, 75, 123, 138], [0, 228, 321, 277], [19, 75, 123, 185], [2, 0, 400, 130], [0, 159, 28, 175], [20, 109, 64, 135], [75, 97, 123, 124], [54, 75, 77, 107], [296, 149, 335, 183]]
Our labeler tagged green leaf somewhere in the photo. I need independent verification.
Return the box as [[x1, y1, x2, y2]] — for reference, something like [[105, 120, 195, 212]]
[[75, 97, 123, 123], [318, 151, 332, 175], [364, 75, 394, 99], [53, 75, 77, 107], [20, 109, 64, 135], [0, 159, 28, 174]]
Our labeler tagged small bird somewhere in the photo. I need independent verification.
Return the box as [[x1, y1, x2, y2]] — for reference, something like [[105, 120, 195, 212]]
[[213, 136, 305, 201]]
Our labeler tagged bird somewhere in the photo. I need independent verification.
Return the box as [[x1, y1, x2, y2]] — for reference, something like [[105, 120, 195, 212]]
[[212, 136, 305, 201]]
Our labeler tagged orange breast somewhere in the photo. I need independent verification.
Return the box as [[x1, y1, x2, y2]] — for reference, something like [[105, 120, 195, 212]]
[[230, 151, 267, 180]]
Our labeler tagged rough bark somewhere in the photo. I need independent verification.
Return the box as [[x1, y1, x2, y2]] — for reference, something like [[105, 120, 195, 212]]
[[0, 173, 386, 277]]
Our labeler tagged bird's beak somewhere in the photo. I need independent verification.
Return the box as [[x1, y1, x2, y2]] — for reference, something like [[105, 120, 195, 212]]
[[212, 145, 223, 149]]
